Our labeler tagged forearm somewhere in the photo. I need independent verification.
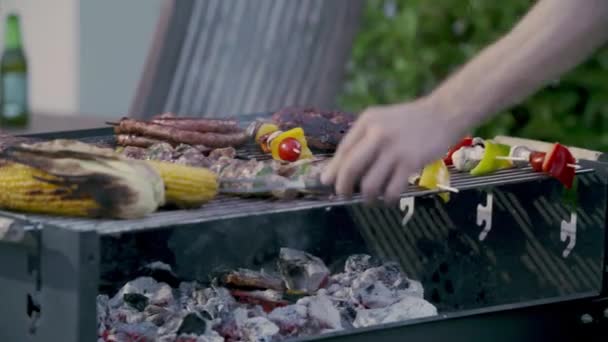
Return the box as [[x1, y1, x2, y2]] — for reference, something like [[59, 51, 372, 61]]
[[429, 0, 608, 133]]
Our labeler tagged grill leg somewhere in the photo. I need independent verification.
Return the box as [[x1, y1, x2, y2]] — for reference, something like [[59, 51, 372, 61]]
[[33, 225, 99, 342], [0, 228, 38, 342]]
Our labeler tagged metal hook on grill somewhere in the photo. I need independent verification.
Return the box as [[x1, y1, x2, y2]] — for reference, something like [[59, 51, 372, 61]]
[[560, 212, 577, 258], [400, 197, 415, 227], [477, 193, 493, 241]]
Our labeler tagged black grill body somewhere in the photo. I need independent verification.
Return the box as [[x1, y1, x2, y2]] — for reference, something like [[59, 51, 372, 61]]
[[0, 126, 607, 342]]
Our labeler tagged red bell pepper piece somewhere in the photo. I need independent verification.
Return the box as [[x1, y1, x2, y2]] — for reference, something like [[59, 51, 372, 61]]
[[542, 143, 576, 188], [444, 137, 473, 166], [529, 151, 546, 172]]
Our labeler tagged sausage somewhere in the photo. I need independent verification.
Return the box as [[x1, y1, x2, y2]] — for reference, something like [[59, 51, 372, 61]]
[[115, 119, 248, 148], [115, 134, 165, 148], [151, 117, 241, 134]]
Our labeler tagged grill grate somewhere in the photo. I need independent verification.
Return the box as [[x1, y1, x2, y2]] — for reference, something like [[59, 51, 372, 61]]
[[5, 165, 593, 235]]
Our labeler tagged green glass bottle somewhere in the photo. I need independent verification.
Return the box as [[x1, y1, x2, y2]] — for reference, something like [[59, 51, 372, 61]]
[[0, 13, 29, 127]]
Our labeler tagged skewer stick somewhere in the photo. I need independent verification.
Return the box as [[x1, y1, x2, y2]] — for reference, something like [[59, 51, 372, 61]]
[[494, 156, 525, 162], [105, 121, 119, 126], [437, 184, 459, 193], [494, 156, 580, 169]]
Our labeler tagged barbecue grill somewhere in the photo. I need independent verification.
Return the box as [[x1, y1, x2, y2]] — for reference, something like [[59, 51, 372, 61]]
[[1, 121, 607, 342]]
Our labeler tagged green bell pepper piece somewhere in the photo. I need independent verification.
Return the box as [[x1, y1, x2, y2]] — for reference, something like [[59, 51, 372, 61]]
[[470, 141, 512, 176]]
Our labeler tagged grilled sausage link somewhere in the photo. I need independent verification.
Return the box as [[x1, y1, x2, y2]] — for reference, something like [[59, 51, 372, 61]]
[[151, 117, 241, 134], [115, 119, 248, 148]]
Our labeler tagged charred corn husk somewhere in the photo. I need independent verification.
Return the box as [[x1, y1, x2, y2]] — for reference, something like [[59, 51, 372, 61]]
[[0, 162, 100, 217], [0, 139, 165, 219], [146, 160, 218, 208]]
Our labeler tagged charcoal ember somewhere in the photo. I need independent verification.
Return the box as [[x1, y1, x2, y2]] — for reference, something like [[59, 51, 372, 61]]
[[350, 279, 398, 309], [344, 254, 381, 274], [178, 281, 208, 312], [201, 287, 237, 320], [108, 306, 146, 325], [177, 312, 208, 336], [112, 321, 158, 341], [151, 283, 175, 307], [157, 314, 187, 337], [97, 294, 110, 327], [241, 317, 280, 342], [335, 301, 357, 329], [353, 297, 437, 328], [213, 307, 248, 341], [219, 268, 285, 291], [268, 304, 308, 336], [351, 263, 424, 301], [173, 331, 224, 342], [230, 289, 288, 313], [328, 273, 356, 289], [297, 295, 342, 331], [137, 261, 180, 288], [144, 304, 175, 326], [109, 277, 175, 309], [277, 248, 330, 294], [124, 293, 149, 312]]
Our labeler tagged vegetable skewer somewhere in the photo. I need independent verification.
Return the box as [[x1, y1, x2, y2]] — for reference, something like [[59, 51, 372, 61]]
[[494, 155, 580, 169]]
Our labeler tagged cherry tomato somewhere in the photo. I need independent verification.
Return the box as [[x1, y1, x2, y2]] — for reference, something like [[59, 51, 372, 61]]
[[278, 137, 302, 162], [529, 151, 546, 172]]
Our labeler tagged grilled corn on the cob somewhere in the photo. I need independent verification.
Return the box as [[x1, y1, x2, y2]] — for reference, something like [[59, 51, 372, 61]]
[[0, 139, 165, 219], [146, 160, 218, 208], [0, 162, 101, 217]]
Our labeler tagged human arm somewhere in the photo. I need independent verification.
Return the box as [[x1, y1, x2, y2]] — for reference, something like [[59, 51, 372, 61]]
[[321, 0, 608, 203]]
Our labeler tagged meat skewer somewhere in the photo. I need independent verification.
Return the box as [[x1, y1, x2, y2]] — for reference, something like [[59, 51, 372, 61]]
[[494, 155, 580, 169], [150, 117, 241, 134], [115, 134, 165, 148], [112, 118, 248, 148]]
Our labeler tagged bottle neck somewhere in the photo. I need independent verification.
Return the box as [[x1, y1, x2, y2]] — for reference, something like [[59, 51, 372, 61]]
[[5, 15, 22, 50]]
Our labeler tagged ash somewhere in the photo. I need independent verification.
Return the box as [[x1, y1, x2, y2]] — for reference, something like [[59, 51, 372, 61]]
[[98, 250, 437, 341]]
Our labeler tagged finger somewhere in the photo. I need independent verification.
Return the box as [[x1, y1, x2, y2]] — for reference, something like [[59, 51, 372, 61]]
[[321, 121, 366, 185], [335, 114, 368, 157], [361, 150, 398, 202], [335, 133, 381, 197], [383, 162, 412, 205]]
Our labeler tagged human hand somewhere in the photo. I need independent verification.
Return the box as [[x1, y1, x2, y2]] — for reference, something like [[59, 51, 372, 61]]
[[321, 97, 465, 204]]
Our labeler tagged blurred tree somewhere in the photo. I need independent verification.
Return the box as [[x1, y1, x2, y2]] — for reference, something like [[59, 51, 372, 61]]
[[340, 0, 608, 151]]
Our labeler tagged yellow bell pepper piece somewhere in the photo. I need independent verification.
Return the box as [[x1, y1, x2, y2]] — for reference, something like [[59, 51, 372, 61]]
[[255, 123, 280, 142], [270, 127, 313, 161], [419, 159, 450, 202]]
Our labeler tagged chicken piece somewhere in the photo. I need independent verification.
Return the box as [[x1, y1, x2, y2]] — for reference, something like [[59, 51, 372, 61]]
[[452, 145, 484, 172]]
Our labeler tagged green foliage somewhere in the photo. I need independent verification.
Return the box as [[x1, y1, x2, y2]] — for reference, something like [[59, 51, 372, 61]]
[[340, 0, 608, 152]]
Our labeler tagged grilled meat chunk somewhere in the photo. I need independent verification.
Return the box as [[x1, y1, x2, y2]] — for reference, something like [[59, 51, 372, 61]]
[[271, 107, 355, 150]]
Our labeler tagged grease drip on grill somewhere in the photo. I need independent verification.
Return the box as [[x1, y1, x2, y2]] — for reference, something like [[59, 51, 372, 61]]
[[97, 250, 437, 341]]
